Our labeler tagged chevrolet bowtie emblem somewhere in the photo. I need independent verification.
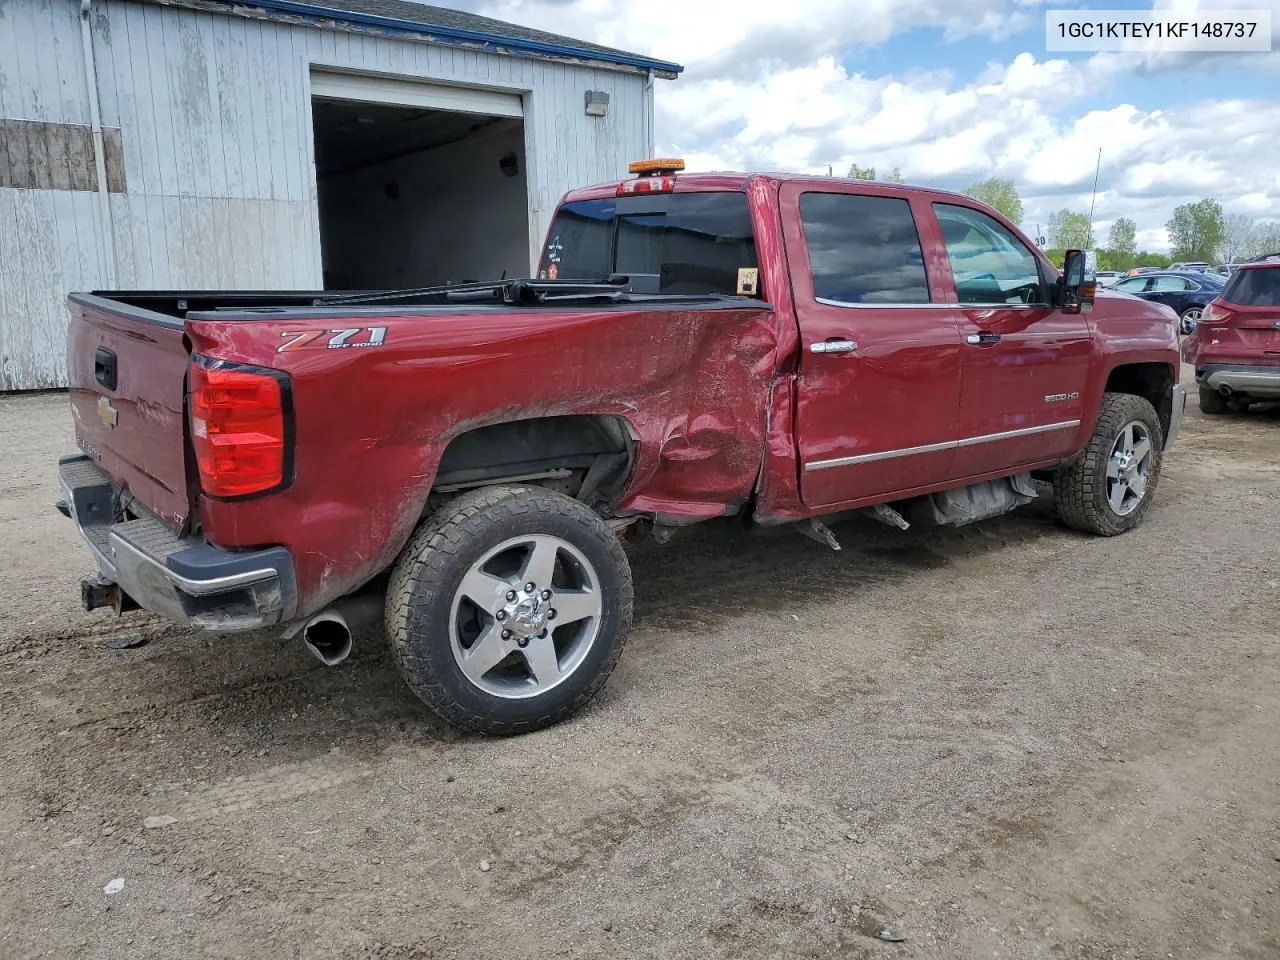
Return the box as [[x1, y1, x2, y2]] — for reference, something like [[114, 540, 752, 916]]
[[97, 395, 118, 428]]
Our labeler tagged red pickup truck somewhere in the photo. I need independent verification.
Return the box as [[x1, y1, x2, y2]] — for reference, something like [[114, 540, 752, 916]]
[[59, 161, 1185, 734]]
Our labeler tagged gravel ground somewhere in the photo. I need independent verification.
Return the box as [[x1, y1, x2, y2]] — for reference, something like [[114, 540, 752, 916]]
[[1, 375, 1278, 960]]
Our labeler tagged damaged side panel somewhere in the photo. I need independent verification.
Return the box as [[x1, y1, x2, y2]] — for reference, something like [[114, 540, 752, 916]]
[[186, 301, 780, 614]]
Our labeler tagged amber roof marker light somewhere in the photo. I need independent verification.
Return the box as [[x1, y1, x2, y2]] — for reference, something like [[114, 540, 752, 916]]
[[619, 159, 685, 195], [628, 158, 686, 175]]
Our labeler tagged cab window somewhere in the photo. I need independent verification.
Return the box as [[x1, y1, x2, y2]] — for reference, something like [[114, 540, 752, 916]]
[[798, 193, 930, 304], [933, 203, 1045, 305], [1113, 277, 1150, 293]]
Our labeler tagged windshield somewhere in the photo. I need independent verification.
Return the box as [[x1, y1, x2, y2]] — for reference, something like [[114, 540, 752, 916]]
[[539, 192, 758, 296]]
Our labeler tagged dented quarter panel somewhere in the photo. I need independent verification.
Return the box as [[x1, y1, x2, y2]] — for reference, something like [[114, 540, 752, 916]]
[[745, 174, 808, 522], [186, 301, 781, 615]]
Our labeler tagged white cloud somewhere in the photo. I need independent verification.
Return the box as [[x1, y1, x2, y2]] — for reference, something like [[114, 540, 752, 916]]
[[477, 0, 1036, 70], [457, 0, 1280, 250], [1136, 226, 1172, 250]]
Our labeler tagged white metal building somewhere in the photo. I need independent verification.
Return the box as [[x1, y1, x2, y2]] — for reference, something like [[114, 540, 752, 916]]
[[0, 0, 681, 390]]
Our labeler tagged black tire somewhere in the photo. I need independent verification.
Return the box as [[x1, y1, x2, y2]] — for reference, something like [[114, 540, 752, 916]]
[[1198, 384, 1229, 415], [1178, 308, 1202, 336], [384, 484, 633, 735], [1054, 392, 1163, 536]]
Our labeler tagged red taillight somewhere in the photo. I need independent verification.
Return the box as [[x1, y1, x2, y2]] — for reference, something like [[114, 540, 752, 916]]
[[617, 175, 676, 195], [1199, 301, 1234, 325], [189, 361, 290, 498]]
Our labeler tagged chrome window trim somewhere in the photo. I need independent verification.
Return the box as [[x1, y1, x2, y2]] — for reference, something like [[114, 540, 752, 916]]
[[804, 419, 1081, 471], [957, 302, 1052, 309], [813, 298, 1052, 310], [815, 297, 950, 310]]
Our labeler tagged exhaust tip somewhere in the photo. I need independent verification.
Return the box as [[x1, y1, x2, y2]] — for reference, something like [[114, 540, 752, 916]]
[[303, 616, 353, 666], [296, 594, 383, 667]]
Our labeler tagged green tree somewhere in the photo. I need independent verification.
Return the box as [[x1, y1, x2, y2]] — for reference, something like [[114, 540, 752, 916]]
[[1107, 217, 1137, 268], [844, 164, 906, 183], [963, 177, 1023, 224], [1047, 209, 1093, 249], [1167, 199, 1225, 262]]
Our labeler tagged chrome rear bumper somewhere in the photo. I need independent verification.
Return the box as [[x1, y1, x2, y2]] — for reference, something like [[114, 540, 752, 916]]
[[58, 454, 297, 630]]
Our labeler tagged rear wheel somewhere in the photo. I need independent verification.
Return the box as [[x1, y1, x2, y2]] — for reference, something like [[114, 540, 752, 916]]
[[385, 485, 633, 735], [1198, 384, 1229, 415], [1179, 306, 1203, 335], [1054, 392, 1163, 536]]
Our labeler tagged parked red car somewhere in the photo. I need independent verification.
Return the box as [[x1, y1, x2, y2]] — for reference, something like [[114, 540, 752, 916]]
[[59, 162, 1185, 734], [1182, 254, 1280, 413]]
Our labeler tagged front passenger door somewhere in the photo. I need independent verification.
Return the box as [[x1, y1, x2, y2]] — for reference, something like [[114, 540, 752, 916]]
[[932, 202, 1092, 478]]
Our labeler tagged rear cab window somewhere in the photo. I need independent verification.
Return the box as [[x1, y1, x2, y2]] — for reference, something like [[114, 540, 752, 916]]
[[1223, 267, 1280, 307], [540, 192, 758, 296]]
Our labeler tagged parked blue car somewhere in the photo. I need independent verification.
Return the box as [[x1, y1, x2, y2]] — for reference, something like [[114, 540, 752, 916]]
[[1109, 270, 1226, 334]]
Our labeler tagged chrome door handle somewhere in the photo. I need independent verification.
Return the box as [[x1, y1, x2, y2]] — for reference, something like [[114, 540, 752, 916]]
[[966, 332, 1001, 346], [810, 339, 858, 355]]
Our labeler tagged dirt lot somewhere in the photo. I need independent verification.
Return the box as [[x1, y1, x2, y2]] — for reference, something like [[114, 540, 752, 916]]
[[2, 377, 1279, 960]]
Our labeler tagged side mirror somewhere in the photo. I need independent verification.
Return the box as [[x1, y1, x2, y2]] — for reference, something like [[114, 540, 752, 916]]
[[1061, 248, 1097, 314]]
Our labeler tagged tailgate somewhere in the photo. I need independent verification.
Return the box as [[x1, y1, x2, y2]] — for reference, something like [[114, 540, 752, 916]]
[[1232, 304, 1280, 358], [66, 294, 193, 527]]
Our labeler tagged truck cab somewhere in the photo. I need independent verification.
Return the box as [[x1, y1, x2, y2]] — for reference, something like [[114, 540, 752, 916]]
[[541, 165, 1182, 519]]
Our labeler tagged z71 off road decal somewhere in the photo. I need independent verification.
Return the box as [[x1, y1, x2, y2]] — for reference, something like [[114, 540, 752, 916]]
[[278, 327, 388, 352]]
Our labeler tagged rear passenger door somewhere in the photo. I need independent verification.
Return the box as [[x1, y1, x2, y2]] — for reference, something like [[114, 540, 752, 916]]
[[930, 202, 1092, 477], [781, 183, 963, 508]]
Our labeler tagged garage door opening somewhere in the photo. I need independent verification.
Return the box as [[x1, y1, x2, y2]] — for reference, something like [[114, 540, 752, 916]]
[[312, 85, 530, 291]]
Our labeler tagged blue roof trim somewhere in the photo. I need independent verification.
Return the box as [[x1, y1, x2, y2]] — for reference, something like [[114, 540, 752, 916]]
[[239, 0, 685, 75]]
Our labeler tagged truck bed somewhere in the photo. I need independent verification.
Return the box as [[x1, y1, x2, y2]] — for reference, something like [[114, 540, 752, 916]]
[[66, 281, 779, 614], [89, 278, 728, 322]]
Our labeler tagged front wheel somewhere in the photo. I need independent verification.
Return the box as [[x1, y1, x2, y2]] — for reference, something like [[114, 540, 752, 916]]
[[1054, 392, 1163, 536], [385, 485, 633, 735]]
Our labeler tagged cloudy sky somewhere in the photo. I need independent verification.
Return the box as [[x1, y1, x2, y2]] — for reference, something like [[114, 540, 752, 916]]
[[465, 0, 1279, 251]]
